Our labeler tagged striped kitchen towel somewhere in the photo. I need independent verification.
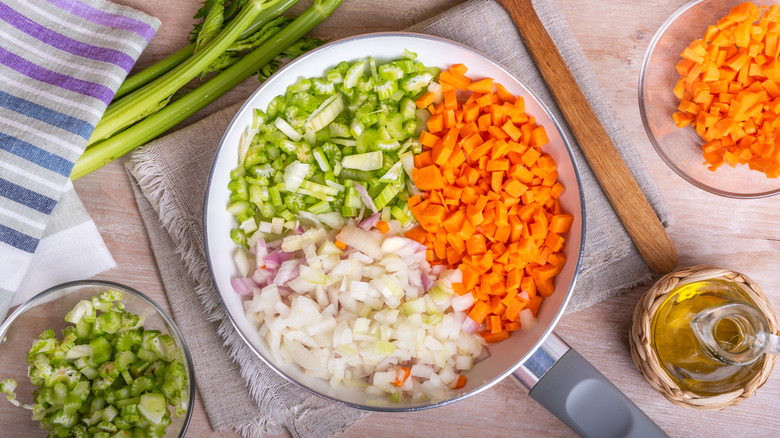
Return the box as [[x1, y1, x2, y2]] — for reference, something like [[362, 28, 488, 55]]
[[0, 0, 161, 318]]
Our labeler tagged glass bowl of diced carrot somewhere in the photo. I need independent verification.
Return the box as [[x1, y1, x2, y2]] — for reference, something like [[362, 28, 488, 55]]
[[640, 0, 780, 198]]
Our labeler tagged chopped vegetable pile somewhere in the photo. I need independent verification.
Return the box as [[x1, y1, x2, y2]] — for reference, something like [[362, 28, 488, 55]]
[[227, 54, 573, 403], [228, 53, 438, 248], [238, 218, 483, 402], [672, 1, 780, 178], [1, 291, 187, 437], [405, 64, 571, 344]]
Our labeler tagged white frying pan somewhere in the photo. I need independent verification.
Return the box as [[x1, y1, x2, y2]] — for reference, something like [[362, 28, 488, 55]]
[[204, 33, 665, 438]]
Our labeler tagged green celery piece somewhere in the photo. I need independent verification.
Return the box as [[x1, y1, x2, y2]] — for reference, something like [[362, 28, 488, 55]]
[[130, 376, 154, 397], [1, 379, 24, 408], [65, 300, 94, 324], [48, 363, 81, 388], [136, 348, 158, 364], [114, 44, 195, 100], [73, 0, 343, 179], [63, 393, 83, 416], [341, 151, 383, 171], [114, 331, 142, 352], [95, 311, 122, 335], [137, 393, 167, 425], [88, 0, 276, 146], [90, 336, 113, 365], [114, 387, 131, 402]]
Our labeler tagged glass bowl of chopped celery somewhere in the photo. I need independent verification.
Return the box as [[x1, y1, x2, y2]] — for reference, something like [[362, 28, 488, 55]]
[[640, 0, 780, 198], [0, 280, 194, 437]]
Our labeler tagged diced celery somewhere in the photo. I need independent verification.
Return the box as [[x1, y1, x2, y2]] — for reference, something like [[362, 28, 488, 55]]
[[342, 151, 383, 171], [343, 61, 365, 89], [137, 393, 167, 425], [378, 63, 404, 81], [401, 72, 434, 93], [306, 93, 344, 132]]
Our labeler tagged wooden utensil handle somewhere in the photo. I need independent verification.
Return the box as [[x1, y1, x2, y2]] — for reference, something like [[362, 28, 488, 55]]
[[498, 0, 678, 273]]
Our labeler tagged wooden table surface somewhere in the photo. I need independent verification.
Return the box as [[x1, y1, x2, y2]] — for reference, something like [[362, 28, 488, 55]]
[[36, 0, 780, 436]]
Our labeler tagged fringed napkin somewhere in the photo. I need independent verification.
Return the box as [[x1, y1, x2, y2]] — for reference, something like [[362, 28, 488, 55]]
[[0, 0, 161, 317], [125, 0, 672, 436]]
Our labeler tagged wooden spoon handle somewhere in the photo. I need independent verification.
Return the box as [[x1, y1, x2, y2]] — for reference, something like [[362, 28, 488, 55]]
[[497, 0, 678, 273]]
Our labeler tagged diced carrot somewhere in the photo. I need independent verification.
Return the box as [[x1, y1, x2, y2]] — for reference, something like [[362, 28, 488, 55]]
[[450, 63, 468, 75], [452, 374, 467, 389], [468, 300, 491, 324], [495, 82, 516, 104], [377, 221, 390, 234], [335, 240, 347, 250], [673, 5, 780, 178], [468, 78, 494, 94], [407, 64, 572, 344], [427, 113, 444, 133], [413, 165, 445, 190], [466, 234, 487, 255], [480, 330, 510, 343], [419, 131, 441, 148], [416, 92, 437, 108]]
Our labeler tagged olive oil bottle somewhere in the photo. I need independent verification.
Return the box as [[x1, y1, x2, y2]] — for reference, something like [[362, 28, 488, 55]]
[[651, 279, 765, 396]]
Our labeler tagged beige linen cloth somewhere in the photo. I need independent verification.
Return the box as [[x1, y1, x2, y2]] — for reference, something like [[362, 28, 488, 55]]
[[125, 0, 673, 436]]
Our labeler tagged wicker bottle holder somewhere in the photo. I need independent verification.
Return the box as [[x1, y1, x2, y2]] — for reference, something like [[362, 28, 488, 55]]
[[629, 265, 779, 410]]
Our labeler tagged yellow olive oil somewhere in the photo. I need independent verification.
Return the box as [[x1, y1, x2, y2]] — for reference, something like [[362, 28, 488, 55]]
[[651, 279, 764, 395]]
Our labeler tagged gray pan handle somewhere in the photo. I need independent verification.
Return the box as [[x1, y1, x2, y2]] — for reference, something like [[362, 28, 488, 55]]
[[512, 332, 667, 438]]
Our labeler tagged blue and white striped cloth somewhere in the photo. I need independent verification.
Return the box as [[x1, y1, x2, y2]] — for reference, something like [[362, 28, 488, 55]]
[[0, 0, 160, 318]]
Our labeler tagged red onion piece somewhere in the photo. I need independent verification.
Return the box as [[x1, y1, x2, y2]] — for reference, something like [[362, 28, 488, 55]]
[[252, 268, 274, 286], [353, 181, 377, 213], [475, 347, 492, 364], [254, 239, 268, 266], [231, 277, 253, 295], [264, 248, 293, 270], [461, 316, 479, 334], [273, 260, 300, 286], [431, 264, 447, 275], [359, 212, 381, 230], [421, 273, 434, 291]]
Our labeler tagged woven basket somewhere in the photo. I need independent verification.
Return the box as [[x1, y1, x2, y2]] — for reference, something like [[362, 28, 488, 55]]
[[629, 265, 778, 410]]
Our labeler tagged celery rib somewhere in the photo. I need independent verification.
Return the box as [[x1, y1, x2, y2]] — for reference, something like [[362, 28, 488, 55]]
[[72, 0, 344, 180], [88, 0, 278, 146]]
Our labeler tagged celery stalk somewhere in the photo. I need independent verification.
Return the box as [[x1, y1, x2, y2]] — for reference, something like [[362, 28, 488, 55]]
[[114, 0, 300, 100], [113, 44, 194, 100], [72, 0, 343, 180], [88, 0, 280, 146]]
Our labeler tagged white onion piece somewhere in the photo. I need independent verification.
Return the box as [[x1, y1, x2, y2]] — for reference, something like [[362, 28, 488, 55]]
[[518, 309, 538, 330], [233, 248, 252, 277], [336, 225, 383, 260], [451, 293, 475, 312]]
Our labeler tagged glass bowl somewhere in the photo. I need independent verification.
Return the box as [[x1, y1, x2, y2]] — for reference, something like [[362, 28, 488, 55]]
[[639, 0, 780, 198], [0, 280, 194, 437]]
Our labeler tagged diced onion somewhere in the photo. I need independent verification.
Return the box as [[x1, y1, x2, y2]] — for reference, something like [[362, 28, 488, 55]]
[[451, 293, 475, 312], [236, 219, 485, 403]]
